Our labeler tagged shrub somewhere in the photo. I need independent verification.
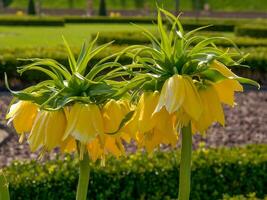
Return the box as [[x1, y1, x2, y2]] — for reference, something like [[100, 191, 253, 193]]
[[223, 193, 267, 200], [99, 0, 107, 16], [94, 31, 267, 47], [0, 46, 266, 84], [235, 25, 267, 38], [0, 17, 64, 26], [0, 45, 131, 82], [3, 145, 267, 200], [64, 16, 157, 24], [27, 0, 36, 15]]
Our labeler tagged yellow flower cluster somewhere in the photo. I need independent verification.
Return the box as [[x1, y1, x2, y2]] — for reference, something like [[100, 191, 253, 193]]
[[6, 60, 245, 158], [119, 61, 243, 152], [6, 99, 133, 161]]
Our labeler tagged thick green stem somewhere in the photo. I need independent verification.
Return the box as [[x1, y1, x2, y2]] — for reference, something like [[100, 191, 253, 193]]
[[0, 170, 10, 200], [76, 151, 90, 200], [178, 123, 192, 200]]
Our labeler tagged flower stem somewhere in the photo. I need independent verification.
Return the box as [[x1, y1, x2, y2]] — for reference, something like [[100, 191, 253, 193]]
[[178, 123, 192, 200], [76, 150, 90, 200], [0, 170, 10, 200]]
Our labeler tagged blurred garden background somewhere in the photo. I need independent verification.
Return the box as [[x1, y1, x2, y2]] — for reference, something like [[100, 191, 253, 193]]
[[0, 0, 267, 199]]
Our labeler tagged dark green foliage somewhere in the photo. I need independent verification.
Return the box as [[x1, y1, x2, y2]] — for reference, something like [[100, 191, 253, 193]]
[[65, 16, 157, 24], [235, 25, 267, 38], [99, 0, 107, 16], [93, 31, 267, 47], [0, 45, 266, 84], [3, 145, 267, 200], [223, 193, 267, 200], [68, 0, 74, 8], [27, 0, 36, 15], [192, 0, 206, 10], [0, 16, 64, 26], [0, 45, 131, 82], [134, 0, 144, 8], [3, 0, 12, 7]]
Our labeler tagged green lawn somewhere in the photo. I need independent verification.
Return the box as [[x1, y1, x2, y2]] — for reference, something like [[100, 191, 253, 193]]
[[0, 23, 155, 48], [9, 0, 267, 11]]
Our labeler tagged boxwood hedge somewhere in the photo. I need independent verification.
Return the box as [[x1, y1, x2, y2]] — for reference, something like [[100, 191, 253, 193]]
[[0, 16, 64, 26], [235, 25, 267, 38], [94, 31, 267, 47], [3, 145, 267, 200], [0, 45, 266, 85]]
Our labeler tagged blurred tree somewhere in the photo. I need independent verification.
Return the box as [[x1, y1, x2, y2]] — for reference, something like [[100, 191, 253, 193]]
[[134, 0, 144, 9], [175, 0, 180, 15], [192, 0, 205, 11], [28, 0, 36, 15], [87, 0, 93, 16], [0, 0, 3, 11], [36, 0, 41, 15], [120, 0, 126, 7], [3, 0, 12, 7], [68, 0, 74, 8], [99, 0, 106, 16]]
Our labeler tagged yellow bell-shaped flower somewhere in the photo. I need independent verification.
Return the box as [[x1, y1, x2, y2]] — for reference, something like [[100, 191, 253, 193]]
[[64, 103, 104, 143], [155, 75, 203, 121], [133, 91, 178, 152], [6, 101, 38, 135], [193, 85, 225, 133], [28, 110, 66, 151], [102, 99, 129, 133], [101, 99, 131, 158]]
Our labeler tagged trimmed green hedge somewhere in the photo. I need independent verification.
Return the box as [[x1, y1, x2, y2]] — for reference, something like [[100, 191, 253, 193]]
[[65, 16, 158, 24], [0, 16, 65, 26], [0, 46, 266, 84], [94, 31, 267, 47], [3, 145, 267, 200], [235, 25, 267, 38], [0, 16, 266, 29], [0, 45, 131, 82], [223, 194, 267, 200]]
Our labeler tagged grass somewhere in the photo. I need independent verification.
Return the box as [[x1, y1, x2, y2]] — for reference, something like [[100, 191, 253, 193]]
[[0, 23, 155, 48], [8, 0, 267, 11]]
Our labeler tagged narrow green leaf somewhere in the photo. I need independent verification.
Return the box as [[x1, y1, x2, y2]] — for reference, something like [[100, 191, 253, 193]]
[[62, 36, 77, 73], [235, 77, 260, 89]]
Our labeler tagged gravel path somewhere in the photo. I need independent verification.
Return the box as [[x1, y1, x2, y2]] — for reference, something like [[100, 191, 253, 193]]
[[0, 91, 266, 168]]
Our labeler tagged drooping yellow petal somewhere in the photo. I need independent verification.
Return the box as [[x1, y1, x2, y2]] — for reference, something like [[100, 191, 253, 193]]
[[138, 92, 160, 133], [61, 136, 76, 153], [182, 77, 203, 121], [104, 135, 124, 158], [6, 101, 38, 134], [44, 110, 67, 151], [154, 108, 178, 147], [28, 111, 49, 151], [214, 79, 243, 106], [102, 99, 124, 133], [155, 74, 185, 114], [87, 137, 104, 162], [28, 110, 67, 152], [64, 103, 104, 143], [194, 85, 225, 133], [210, 60, 237, 78]]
